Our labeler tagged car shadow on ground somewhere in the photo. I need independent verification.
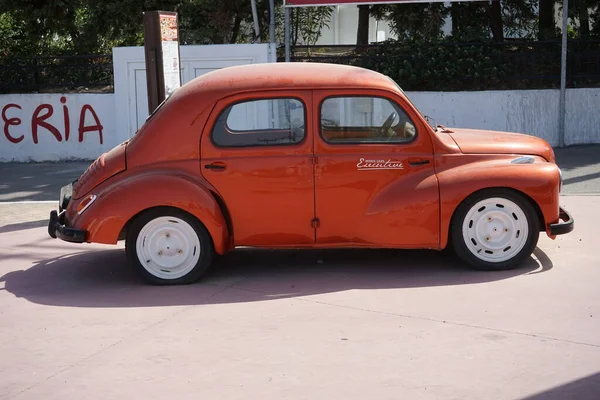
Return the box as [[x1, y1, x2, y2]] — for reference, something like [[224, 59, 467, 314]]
[[0, 219, 47, 234], [554, 144, 600, 172], [519, 371, 600, 400], [1, 246, 553, 308]]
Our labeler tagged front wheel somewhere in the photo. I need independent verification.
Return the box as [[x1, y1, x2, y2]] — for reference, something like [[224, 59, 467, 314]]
[[125, 208, 214, 285], [450, 189, 540, 271]]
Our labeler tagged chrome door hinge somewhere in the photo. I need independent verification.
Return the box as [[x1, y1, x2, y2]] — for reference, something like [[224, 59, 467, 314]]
[[311, 218, 320, 228]]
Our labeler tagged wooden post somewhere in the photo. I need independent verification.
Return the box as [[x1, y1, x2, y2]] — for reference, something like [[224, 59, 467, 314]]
[[143, 11, 181, 115]]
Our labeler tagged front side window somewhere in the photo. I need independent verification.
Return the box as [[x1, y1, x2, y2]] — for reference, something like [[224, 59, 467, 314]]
[[320, 96, 416, 144], [211, 98, 305, 147]]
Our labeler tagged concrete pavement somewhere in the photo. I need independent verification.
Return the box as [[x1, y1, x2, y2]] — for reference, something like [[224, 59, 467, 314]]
[[554, 144, 600, 194], [0, 161, 89, 202], [0, 195, 599, 399], [1, 145, 599, 399], [0, 161, 88, 230]]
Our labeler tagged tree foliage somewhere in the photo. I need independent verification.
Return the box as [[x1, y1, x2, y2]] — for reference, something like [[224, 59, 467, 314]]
[[369, 0, 598, 42], [0, 0, 598, 60], [0, 0, 332, 57], [291, 6, 334, 46], [371, 3, 449, 41]]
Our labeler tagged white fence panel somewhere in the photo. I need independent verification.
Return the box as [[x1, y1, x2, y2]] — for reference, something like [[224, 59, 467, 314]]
[[113, 43, 277, 138]]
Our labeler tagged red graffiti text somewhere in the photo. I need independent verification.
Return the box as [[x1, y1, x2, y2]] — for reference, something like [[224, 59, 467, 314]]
[[2, 96, 104, 145]]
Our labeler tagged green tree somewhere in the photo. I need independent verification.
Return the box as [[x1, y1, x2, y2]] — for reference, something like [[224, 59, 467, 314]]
[[291, 6, 333, 46], [569, 0, 598, 37], [372, 3, 449, 41], [0, 0, 334, 57]]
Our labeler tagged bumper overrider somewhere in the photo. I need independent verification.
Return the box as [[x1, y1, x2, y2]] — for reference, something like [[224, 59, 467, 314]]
[[47, 182, 87, 243], [549, 206, 574, 236]]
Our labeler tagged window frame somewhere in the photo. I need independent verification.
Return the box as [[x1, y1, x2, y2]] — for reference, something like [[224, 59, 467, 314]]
[[318, 94, 418, 145], [210, 96, 308, 149]]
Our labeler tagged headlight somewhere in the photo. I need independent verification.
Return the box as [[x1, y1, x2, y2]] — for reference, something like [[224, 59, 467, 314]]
[[77, 194, 97, 215], [510, 156, 535, 164]]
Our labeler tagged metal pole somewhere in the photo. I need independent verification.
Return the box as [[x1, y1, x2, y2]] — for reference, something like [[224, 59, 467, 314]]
[[559, 0, 569, 147], [251, 0, 261, 43], [269, 0, 275, 44], [285, 6, 290, 62]]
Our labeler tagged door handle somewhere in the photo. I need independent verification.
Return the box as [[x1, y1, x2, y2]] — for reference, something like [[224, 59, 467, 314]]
[[409, 159, 431, 166], [204, 162, 227, 171]]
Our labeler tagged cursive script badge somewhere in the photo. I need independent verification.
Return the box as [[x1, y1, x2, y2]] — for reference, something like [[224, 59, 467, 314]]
[[356, 158, 404, 170]]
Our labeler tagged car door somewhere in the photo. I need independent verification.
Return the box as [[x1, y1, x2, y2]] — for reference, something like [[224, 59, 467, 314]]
[[312, 89, 440, 248], [200, 90, 316, 246]]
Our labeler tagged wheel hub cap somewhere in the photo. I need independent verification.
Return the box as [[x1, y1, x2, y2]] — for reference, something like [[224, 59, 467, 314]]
[[462, 197, 528, 263], [136, 216, 201, 279]]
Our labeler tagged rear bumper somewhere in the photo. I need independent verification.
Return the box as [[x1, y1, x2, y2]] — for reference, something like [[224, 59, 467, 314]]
[[48, 181, 86, 243], [48, 210, 86, 243], [549, 206, 574, 236]]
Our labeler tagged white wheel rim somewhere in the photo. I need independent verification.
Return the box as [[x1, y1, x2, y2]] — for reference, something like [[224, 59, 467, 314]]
[[135, 216, 201, 280], [461, 197, 529, 263]]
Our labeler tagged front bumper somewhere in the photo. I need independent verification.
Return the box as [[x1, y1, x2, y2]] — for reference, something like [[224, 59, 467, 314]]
[[47, 182, 87, 243], [549, 206, 574, 235]]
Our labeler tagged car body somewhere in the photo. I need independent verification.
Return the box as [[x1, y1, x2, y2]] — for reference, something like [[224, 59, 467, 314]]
[[48, 62, 573, 284]]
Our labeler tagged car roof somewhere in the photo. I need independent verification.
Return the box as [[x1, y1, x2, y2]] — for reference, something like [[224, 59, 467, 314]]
[[178, 62, 400, 96]]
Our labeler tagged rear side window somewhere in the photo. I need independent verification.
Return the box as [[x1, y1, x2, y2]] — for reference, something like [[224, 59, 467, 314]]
[[211, 98, 305, 147]]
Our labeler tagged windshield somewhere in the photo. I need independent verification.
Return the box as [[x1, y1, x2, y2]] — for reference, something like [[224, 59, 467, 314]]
[[386, 76, 438, 131]]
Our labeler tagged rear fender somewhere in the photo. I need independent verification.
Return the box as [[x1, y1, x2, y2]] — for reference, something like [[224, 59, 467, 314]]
[[437, 157, 561, 248], [67, 171, 231, 254]]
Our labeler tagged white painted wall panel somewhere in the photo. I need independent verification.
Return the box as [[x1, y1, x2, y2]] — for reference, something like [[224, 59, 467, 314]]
[[406, 90, 562, 146], [113, 43, 276, 138], [565, 88, 600, 146]]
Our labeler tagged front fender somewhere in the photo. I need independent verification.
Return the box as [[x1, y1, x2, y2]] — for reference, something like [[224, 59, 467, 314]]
[[436, 155, 561, 248], [67, 170, 230, 254]]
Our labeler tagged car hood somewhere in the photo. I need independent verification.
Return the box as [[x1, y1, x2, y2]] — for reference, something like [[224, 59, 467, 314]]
[[444, 127, 555, 162]]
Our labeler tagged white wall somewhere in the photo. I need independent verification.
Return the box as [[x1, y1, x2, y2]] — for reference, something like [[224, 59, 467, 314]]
[[0, 44, 276, 162], [406, 88, 600, 147], [565, 88, 600, 145], [0, 94, 117, 162], [2, 87, 598, 162]]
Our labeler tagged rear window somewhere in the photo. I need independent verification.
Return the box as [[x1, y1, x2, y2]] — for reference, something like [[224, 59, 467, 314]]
[[211, 97, 306, 147], [144, 92, 174, 123]]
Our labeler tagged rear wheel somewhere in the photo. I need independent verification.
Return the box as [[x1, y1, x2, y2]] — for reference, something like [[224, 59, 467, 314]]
[[451, 189, 540, 271], [125, 208, 214, 285]]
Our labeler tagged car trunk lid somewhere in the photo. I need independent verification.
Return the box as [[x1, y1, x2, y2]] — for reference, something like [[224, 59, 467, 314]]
[[72, 140, 128, 200]]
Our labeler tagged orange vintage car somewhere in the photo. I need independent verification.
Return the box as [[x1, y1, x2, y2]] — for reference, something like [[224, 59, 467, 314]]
[[48, 62, 573, 285]]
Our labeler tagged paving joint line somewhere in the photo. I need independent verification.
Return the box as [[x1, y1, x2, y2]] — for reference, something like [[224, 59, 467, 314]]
[[299, 297, 600, 349], [211, 282, 600, 349], [0, 201, 57, 204]]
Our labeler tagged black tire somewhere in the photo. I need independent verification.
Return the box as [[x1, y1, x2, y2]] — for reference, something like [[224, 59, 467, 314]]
[[450, 188, 540, 271], [125, 207, 214, 285]]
